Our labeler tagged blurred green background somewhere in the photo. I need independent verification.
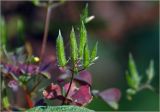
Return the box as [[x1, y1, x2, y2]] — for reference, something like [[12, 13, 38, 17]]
[[1, 1, 159, 111]]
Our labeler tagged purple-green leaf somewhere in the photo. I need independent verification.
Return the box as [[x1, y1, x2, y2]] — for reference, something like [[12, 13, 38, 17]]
[[99, 88, 121, 110], [75, 70, 92, 86]]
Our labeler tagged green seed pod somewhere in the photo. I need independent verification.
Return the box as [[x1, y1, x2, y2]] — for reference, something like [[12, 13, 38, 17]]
[[56, 30, 67, 67], [79, 21, 87, 59], [70, 27, 78, 63], [83, 44, 90, 68]]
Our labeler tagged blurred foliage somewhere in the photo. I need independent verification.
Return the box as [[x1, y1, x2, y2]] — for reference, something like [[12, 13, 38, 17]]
[[0, 17, 7, 48], [32, 0, 40, 6], [17, 18, 25, 44], [87, 22, 159, 111], [126, 54, 154, 100]]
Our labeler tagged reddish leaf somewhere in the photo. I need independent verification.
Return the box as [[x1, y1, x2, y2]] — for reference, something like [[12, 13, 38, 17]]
[[99, 88, 121, 110], [43, 83, 61, 99], [63, 82, 93, 106], [64, 81, 78, 98], [75, 70, 92, 86], [71, 85, 93, 106]]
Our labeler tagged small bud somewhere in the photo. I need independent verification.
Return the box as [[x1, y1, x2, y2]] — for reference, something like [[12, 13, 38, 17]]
[[34, 56, 40, 62], [126, 89, 136, 95], [127, 95, 132, 101]]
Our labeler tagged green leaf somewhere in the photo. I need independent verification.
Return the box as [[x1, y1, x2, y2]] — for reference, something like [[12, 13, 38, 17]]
[[31, 0, 40, 6], [56, 30, 67, 67], [79, 21, 87, 59], [0, 17, 7, 47], [83, 44, 90, 68], [146, 60, 154, 82], [59, 0, 66, 3], [27, 105, 95, 112], [128, 54, 140, 87], [91, 41, 98, 62], [70, 27, 78, 63], [2, 96, 10, 109]]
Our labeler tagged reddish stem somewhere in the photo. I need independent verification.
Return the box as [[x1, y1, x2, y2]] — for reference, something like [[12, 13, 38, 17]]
[[25, 94, 33, 108], [62, 70, 74, 105]]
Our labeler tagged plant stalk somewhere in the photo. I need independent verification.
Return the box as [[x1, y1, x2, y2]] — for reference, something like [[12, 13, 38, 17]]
[[23, 86, 33, 108], [62, 70, 74, 105], [40, 2, 52, 60]]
